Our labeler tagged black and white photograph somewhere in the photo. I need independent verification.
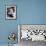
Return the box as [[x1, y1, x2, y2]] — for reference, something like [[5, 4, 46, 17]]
[[5, 5, 16, 20]]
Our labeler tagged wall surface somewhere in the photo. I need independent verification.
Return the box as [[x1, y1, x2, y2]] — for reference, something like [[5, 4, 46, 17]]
[[0, 0, 46, 45]]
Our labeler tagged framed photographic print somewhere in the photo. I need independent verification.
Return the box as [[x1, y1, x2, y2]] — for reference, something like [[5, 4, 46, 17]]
[[5, 5, 16, 20]]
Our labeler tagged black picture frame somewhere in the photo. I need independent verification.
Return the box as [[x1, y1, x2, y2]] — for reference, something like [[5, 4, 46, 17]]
[[5, 5, 16, 20]]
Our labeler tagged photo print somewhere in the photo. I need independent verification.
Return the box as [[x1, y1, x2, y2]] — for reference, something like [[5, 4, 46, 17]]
[[6, 5, 16, 20]]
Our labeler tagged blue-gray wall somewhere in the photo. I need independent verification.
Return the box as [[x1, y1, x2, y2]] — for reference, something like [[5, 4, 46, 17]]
[[0, 0, 46, 44]]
